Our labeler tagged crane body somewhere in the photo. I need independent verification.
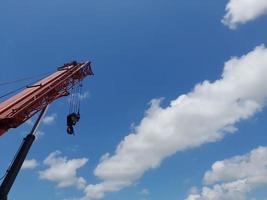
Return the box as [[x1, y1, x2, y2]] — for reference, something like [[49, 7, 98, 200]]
[[0, 61, 93, 200], [0, 61, 93, 136]]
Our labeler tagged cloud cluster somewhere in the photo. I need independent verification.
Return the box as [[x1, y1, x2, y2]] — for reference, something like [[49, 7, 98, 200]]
[[39, 151, 88, 189], [186, 146, 267, 200], [22, 159, 38, 170], [222, 0, 267, 29], [81, 45, 267, 199]]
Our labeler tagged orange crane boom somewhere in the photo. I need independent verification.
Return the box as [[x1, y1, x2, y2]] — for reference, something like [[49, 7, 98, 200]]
[[0, 61, 93, 136]]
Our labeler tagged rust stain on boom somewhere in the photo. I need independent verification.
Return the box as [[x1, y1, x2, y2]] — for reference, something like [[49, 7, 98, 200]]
[[0, 61, 93, 136]]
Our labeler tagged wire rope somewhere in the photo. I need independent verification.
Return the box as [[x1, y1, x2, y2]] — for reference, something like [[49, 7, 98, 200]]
[[0, 71, 54, 87], [0, 71, 55, 100]]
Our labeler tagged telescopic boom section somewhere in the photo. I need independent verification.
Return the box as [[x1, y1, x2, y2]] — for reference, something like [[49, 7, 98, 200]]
[[0, 61, 93, 136]]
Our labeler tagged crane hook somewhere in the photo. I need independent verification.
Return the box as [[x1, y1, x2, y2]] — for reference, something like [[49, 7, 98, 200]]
[[66, 112, 80, 135]]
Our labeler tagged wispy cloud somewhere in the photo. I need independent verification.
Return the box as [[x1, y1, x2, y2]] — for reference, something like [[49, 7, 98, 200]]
[[222, 0, 267, 29], [42, 113, 57, 125], [35, 130, 45, 139], [68, 91, 90, 103], [26, 113, 57, 126], [186, 146, 267, 200], [140, 188, 150, 196], [22, 159, 38, 170], [78, 91, 90, 101], [39, 151, 88, 189], [25, 118, 34, 126], [24, 113, 57, 139], [81, 45, 267, 199]]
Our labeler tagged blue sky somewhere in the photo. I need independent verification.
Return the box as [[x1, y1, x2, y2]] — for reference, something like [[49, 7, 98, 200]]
[[1, 0, 267, 200]]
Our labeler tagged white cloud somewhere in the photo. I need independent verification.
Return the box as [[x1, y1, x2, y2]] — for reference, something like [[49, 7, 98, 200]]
[[140, 188, 150, 196], [139, 188, 150, 200], [78, 91, 90, 101], [68, 91, 90, 103], [25, 118, 34, 126], [82, 45, 267, 199], [186, 180, 249, 200], [35, 130, 45, 139], [186, 146, 267, 200], [25, 113, 57, 127], [39, 151, 88, 189], [24, 113, 56, 139], [222, 0, 267, 29], [188, 186, 199, 195], [42, 113, 57, 125], [22, 159, 38, 170]]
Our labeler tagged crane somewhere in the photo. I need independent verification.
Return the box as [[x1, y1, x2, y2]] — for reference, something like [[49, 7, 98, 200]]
[[0, 61, 93, 136], [0, 61, 93, 200]]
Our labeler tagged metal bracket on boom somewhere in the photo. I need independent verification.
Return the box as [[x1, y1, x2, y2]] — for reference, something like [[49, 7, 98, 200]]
[[0, 106, 48, 200], [26, 84, 42, 88]]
